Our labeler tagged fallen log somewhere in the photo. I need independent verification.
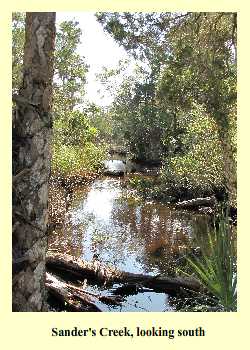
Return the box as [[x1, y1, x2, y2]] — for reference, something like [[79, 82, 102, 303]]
[[175, 196, 217, 209], [46, 253, 201, 293], [118, 272, 201, 293], [46, 252, 120, 284], [46, 272, 102, 312]]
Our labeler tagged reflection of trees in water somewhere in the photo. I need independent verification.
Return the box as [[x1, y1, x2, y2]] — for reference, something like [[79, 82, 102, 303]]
[[48, 185, 93, 258], [112, 199, 209, 274], [48, 187, 85, 258], [48, 221, 85, 258], [49, 179, 210, 276]]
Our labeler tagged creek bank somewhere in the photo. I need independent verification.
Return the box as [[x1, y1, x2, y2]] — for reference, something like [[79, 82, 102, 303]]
[[125, 167, 235, 222], [47, 157, 236, 311], [103, 158, 160, 177]]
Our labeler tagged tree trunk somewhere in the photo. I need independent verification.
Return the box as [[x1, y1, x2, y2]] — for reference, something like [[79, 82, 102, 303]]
[[12, 12, 56, 311]]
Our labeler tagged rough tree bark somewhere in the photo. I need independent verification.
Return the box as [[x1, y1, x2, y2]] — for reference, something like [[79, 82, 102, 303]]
[[12, 12, 56, 311]]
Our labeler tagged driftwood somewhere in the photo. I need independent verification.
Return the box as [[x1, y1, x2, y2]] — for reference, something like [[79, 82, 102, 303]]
[[117, 272, 201, 293], [46, 273, 102, 312], [176, 196, 217, 209], [46, 253, 201, 293], [46, 253, 119, 284], [46, 272, 123, 312]]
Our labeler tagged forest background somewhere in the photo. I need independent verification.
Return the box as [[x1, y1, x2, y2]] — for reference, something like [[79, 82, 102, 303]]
[[1, 1, 249, 349]]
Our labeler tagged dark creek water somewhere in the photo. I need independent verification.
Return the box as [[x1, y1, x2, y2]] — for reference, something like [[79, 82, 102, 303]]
[[49, 160, 210, 312]]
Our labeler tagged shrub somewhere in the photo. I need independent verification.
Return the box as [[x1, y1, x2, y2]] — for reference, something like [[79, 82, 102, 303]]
[[160, 106, 225, 199], [51, 142, 108, 176], [183, 213, 237, 312]]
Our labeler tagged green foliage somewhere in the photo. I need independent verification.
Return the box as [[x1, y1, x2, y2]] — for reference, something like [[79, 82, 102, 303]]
[[53, 110, 98, 146], [159, 12, 237, 131], [184, 214, 237, 311], [51, 142, 108, 176], [13, 12, 237, 199], [82, 103, 113, 144], [109, 70, 170, 162], [96, 12, 170, 65], [50, 20, 111, 176], [53, 20, 89, 118], [97, 12, 237, 202], [52, 107, 109, 175], [50, 20, 109, 176], [128, 176, 155, 197], [160, 105, 224, 198], [12, 12, 25, 93]]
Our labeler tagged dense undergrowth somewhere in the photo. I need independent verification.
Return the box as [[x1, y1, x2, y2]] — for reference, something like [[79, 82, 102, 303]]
[[51, 110, 109, 179], [12, 12, 237, 313], [128, 105, 232, 203], [51, 142, 108, 177]]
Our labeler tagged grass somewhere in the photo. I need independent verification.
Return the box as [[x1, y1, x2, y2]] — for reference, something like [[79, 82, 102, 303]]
[[182, 213, 237, 312]]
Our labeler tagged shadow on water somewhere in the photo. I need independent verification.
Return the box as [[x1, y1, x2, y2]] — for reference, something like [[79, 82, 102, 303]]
[[49, 170, 210, 312]]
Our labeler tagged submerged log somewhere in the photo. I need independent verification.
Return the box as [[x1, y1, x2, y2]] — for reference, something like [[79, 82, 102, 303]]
[[46, 253, 201, 293], [176, 196, 217, 209], [118, 272, 201, 293], [68, 283, 123, 306]]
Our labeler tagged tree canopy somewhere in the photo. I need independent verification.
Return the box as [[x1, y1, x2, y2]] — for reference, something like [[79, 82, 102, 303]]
[[96, 12, 237, 205]]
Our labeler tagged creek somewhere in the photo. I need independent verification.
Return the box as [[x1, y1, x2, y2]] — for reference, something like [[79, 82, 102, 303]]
[[49, 159, 210, 312]]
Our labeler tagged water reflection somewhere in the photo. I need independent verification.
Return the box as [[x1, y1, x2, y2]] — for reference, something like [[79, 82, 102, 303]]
[[49, 177, 210, 311]]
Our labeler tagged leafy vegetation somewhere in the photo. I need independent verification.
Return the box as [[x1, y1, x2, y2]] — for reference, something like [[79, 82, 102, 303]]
[[13, 12, 237, 199], [96, 12, 237, 206], [181, 214, 237, 311], [12, 11, 237, 312], [12, 15, 108, 177], [12, 13, 25, 94], [51, 108, 108, 176], [160, 104, 225, 200], [51, 142, 107, 176], [51, 20, 108, 176]]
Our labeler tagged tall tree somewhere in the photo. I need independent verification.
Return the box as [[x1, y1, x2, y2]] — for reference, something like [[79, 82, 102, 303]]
[[109, 71, 169, 162], [52, 20, 89, 148], [12, 12, 56, 311], [53, 20, 88, 120], [97, 12, 237, 207], [157, 12, 237, 207]]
